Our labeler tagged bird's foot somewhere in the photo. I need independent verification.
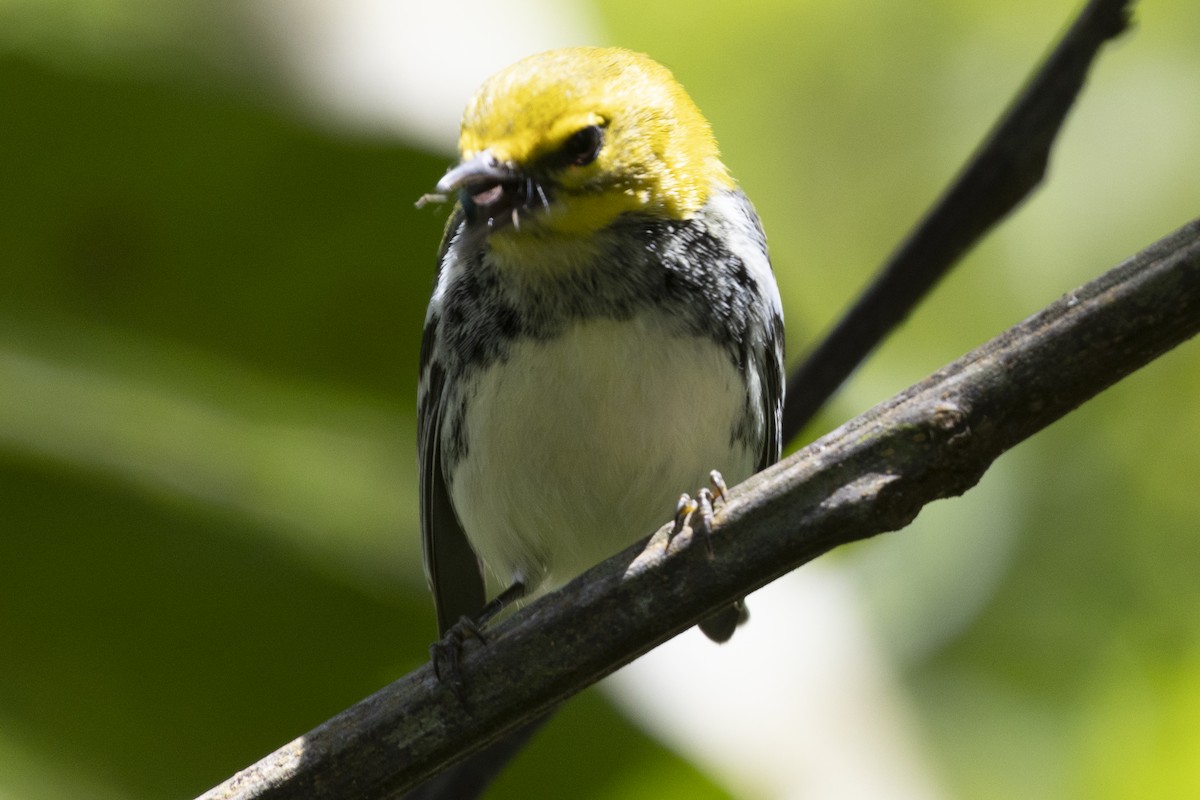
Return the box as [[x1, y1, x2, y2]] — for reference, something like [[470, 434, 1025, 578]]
[[429, 616, 488, 704], [429, 581, 526, 705], [672, 470, 729, 558]]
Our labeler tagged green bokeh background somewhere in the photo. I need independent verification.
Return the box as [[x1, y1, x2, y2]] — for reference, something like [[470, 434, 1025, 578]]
[[1, 1, 1198, 798]]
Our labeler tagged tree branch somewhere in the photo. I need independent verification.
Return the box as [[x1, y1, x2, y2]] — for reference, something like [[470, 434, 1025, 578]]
[[198, 218, 1200, 800], [781, 0, 1133, 440]]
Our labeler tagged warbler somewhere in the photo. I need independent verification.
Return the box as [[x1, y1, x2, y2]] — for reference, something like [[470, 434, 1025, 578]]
[[417, 47, 784, 645]]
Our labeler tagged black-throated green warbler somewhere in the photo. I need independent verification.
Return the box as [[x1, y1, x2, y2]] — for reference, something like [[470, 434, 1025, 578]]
[[418, 47, 784, 645]]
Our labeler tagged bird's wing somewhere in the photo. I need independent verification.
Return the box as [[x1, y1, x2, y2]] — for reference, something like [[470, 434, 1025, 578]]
[[418, 210, 486, 636], [759, 309, 786, 471]]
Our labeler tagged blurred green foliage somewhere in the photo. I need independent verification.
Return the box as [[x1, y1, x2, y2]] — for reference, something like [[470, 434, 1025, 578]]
[[1, 1, 1198, 798]]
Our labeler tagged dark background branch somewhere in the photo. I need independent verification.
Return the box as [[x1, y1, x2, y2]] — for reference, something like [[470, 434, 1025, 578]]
[[782, 0, 1132, 440], [199, 218, 1200, 799]]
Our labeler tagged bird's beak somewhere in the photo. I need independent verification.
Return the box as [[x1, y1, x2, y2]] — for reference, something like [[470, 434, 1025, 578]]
[[432, 150, 528, 228], [437, 151, 518, 197], [416, 152, 516, 210]]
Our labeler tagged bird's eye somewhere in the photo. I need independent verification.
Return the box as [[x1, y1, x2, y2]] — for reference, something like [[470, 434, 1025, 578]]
[[562, 125, 603, 167]]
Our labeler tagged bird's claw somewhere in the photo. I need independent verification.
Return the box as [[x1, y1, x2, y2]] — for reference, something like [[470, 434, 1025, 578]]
[[671, 470, 729, 558], [708, 469, 728, 504], [672, 492, 699, 535], [430, 615, 488, 703]]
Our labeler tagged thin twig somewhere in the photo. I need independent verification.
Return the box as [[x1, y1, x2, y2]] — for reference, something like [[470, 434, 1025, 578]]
[[781, 0, 1133, 441], [198, 219, 1200, 800]]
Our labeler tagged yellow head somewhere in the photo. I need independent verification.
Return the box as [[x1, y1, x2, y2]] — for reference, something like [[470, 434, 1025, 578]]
[[435, 47, 732, 252]]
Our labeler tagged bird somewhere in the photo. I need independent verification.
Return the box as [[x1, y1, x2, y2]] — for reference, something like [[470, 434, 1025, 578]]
[[417, 46, 784, 652]]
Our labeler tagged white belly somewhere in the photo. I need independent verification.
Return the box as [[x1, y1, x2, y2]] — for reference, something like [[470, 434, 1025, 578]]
[[449, 314, 758, 596]]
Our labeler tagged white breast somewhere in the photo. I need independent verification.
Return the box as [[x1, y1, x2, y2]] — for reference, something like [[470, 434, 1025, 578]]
[[448, 312, 759, 596]]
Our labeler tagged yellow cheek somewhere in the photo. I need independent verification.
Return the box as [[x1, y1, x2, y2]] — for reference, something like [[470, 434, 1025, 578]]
[[489, 227, 603, 274], [542, 189, 646, 235], [486, 188, 647, 272]]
